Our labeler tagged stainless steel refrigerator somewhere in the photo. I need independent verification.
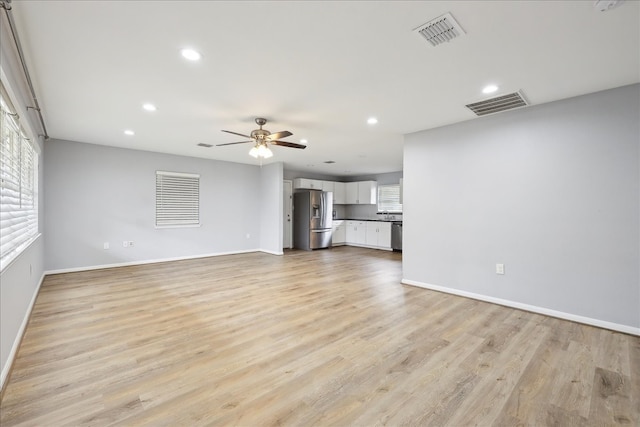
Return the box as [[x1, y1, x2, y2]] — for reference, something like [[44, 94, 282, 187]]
[[293, 190, 333, 250]]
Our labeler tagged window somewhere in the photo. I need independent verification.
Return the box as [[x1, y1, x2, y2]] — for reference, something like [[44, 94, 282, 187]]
[[155, 171, 200, 227], [377, 184, 402, 213], [0, 89, 39, 271]]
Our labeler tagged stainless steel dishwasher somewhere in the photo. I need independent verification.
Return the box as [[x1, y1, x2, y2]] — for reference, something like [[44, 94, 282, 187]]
[[391, 222, 402, 251]]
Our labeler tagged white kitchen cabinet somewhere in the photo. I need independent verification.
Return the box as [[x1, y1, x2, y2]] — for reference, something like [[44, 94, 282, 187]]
[[345, 182, 358, 204], [321, 180, 335, 193], [377, 222, 392, 249], [333, 182, 346, 204], [346, 220, 366, 245], [365, 221, 392, 249], [345, 181, 377, 204], [293, 179, 375, 204], [358, 181, 377, 204], [331, 220, 346, 246], [293, 178, 322, 190], [365, 222, 378, 247]]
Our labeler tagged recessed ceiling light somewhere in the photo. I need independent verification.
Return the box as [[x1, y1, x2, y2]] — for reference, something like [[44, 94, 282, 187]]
[[142, 103, 157, 112], [181, 48, 202, 61], [300, 139, 308, 144], [482, 84, 499, 94], [367, 117, 378, 125], [124, 130, 135, 136]]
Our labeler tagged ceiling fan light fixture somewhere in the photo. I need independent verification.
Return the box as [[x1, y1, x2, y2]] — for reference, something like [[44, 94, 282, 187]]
[[249, 143, 273, 159], [260, 145, 273, 159]]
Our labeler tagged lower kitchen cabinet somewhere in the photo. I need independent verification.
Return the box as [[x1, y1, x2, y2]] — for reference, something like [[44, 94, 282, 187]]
[[332, 220, 346, 246], [345, 220, 392, 250], [365, 221, 391, 250], [345, 221, 367, 245]]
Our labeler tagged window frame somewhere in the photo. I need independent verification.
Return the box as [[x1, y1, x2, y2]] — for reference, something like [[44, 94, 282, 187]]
[[0, 84, 40, 272], [377, 183, 403, 213], [155, 170, 201, 228]]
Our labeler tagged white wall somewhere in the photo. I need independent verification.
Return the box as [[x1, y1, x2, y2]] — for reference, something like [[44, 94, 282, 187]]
[[0, 13, 47, 389], [259, 162, 284, 254], [44, 139, 267, 271], [403, 84, 639, 332]]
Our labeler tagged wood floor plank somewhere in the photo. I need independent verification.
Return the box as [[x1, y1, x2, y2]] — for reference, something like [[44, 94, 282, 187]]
[[1, 247, 638, 426]]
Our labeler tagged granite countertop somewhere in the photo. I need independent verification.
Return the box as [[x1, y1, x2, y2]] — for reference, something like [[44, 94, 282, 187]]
[[334, 218, 402, 223]]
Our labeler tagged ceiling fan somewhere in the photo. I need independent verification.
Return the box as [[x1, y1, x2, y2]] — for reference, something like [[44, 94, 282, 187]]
[[217, 118, 306, 159]]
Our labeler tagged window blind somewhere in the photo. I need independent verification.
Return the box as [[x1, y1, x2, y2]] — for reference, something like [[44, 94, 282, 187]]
[[377, 184, 402, 213], [0, 93, 39, 271], [155, 171, 200, 227]]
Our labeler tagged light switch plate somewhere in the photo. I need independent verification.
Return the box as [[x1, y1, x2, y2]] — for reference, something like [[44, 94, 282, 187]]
[[496, 263, 505, 275]]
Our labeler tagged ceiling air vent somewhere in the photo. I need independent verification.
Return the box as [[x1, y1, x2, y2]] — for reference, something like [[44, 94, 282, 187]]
[[466, 91, 528, 116], [414, 12, 465, 47]]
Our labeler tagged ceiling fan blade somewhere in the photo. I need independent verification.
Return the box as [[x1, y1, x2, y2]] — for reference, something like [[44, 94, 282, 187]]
[[268, 130, 292, 140], [271, 140, 307, 149], [216, 140, 253, 146], [222, 130, 253, 139]]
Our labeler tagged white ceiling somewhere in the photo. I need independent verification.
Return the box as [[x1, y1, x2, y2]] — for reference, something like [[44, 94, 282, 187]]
[[10, 0, 640, 177]]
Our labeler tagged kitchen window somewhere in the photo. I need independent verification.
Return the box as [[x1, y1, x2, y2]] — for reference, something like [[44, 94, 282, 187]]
[[0, 87, 39, 271], [377, 184, 402, 213], [155, 170, 200, 227]]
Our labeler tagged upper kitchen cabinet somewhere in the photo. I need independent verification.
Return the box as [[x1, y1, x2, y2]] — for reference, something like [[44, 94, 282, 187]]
[[333, 182, 346, 204], [346, 181, 377, 204], [358, 181, 377, 204], [321, 180, 334, 193], [293, 178, 323, 190], [293, 178, 375, 204]]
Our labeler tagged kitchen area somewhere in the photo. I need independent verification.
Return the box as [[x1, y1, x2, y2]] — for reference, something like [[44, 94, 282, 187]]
[[288, 171, 403, 252]]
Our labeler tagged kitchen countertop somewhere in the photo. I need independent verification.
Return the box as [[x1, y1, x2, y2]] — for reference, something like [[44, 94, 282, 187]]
[[334, 218, 402, 223]]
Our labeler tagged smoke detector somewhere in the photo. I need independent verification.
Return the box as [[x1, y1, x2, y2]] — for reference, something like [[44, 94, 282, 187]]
[[414, 12, 465, 47], [466, 91, 528, 117]]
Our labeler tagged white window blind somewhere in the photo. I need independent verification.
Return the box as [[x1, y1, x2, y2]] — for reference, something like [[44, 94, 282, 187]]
[[377, 184, 402, 213], [1, 92, 39, 271], [155, 171, 200, 227]]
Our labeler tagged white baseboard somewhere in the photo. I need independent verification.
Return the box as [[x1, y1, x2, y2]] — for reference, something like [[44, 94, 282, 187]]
[[45, 249, 264, 275], [1, 272, 46, 391], [259, 249, 284, 256], [401, 279, 640, 337], [345, 243, 393, 251]]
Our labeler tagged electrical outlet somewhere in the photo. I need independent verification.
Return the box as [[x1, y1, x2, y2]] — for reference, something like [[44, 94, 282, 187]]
[[123, 241, 129, 248], [128, 241, 134, 247], [246, 233, 250, 239], [496, 263, 505, 275], [103, 242, 109, 250]]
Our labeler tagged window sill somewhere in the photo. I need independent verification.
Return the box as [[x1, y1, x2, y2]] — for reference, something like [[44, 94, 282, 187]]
[[0, 232, 42, 273]]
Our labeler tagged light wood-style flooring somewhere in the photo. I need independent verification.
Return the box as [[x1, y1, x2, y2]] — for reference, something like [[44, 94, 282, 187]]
[[1, 247, 638, 426]]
